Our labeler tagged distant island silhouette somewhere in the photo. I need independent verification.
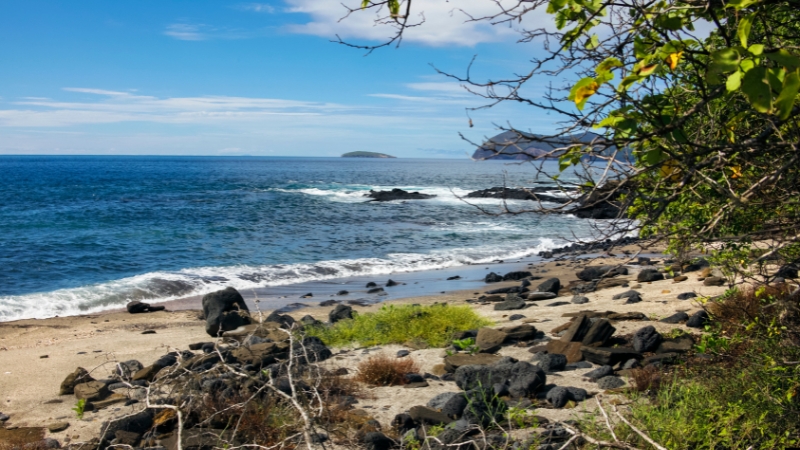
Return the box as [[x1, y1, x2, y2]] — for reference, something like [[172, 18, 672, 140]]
[[341, 151, 396, 158]]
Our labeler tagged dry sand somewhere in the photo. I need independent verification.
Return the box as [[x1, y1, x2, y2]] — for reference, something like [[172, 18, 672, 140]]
[[0, 252, 728, 443]]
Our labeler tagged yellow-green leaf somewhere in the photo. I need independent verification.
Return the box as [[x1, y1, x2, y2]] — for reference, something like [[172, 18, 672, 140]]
[[361, 0, 369, 9], [726, 71, 743, 91], [726, 0, 760, 10], [585, 34, 600, 50], [748, 44, 764, 56], [738, 14, 754, 48]]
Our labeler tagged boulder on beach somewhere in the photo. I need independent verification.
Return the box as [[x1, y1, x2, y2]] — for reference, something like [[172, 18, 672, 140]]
[[126, 301, 165, 314], [484, 272, 503, 283], [502, 271, 533, 281], [455, 357, 546, 398], [60, 367, 95, 395], [494, 296, 527, 311], [329, 304, 354, 323], [202, 287, 252, 337], [637, 269, 664, 282], [536, 278, 561, 294]]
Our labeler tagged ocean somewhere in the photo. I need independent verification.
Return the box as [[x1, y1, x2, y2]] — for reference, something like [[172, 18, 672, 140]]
[[0, 156, 597, 320]]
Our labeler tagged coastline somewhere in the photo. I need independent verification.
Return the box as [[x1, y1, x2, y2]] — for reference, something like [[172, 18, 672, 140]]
[[0, 242, 730, 445]]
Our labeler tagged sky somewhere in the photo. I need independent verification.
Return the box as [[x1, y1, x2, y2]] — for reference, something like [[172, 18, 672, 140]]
[[0, 1, 563, 157]]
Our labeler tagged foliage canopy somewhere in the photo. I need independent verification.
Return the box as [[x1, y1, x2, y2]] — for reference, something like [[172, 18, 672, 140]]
[[345, 0, 800, 277]]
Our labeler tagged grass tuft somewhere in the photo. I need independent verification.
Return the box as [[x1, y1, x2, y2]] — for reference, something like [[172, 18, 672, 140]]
[[355, 355, 420, 386], [305, 303, 491, 348]]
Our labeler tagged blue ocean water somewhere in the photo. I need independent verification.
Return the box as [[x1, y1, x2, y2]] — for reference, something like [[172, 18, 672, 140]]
[[0, 156, 594, 320]]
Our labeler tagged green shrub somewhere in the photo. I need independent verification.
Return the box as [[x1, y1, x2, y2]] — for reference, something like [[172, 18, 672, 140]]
[[616, 284, 800, 449], [621, 349, 800, 449], [305, 303, 491, 348]]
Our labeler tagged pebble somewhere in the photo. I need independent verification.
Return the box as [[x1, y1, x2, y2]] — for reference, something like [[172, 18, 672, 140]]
[[0, 413, 9, 422], [141, 330, 156, 334], [396, 350, 410, 358], [47, 422, 70, 432]]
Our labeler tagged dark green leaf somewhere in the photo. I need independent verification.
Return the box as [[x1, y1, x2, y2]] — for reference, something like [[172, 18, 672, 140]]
[[765, 49, 800, 69], [775, 70, 800, 120], [741, 67, 772, 113]]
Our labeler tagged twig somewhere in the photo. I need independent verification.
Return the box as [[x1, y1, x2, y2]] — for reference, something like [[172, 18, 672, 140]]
[[611, 404, 667, 450], [596, 396, 618, 442]]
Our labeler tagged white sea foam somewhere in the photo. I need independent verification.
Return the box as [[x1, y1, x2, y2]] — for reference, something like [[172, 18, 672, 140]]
[[0, 238, 563, 321], [273, 184, 560, 207]]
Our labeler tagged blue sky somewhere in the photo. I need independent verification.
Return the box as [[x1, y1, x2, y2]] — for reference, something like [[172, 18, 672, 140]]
[[0, 1, 562, 157]]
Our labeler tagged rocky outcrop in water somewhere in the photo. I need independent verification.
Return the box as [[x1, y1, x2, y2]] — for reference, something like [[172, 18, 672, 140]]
[[465, 187, 568, 204], [365, 189, 436, 202]]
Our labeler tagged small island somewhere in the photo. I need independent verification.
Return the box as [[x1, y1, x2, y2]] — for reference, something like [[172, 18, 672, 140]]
[[341, 151, 396, 158]]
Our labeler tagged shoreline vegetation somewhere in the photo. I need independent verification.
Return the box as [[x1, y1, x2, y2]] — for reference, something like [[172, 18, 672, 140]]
[[2, 236, 796, 448]]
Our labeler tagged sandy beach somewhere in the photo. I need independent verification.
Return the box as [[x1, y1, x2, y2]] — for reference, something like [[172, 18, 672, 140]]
[[0, 246, 729, 445]]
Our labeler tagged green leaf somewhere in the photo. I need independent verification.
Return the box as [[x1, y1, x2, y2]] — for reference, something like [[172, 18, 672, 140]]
[[726, 71, 743, 91], [741, 67, 772, 113], [768, 68, 786, 92], [740, 58, 756, 72], [361, 0, 369, 9], [775, 70, 800, 120], [596, 57, 623, 75], [633, 37, 649, 59], [726, 0, 760, 10], [643, 149, 665, 165], [547, 0, 569, 13], [710, 47, 742, 73], [659, 15, 683, 31], [558, 154, 574, 171], [595, 71, 614, 84], [619, 74, 642, 91], [555, 11, 568, 29], [584, 34, 600, 50], [596, 115, 624, 128], [737, 14, 754, 48], [765, 49, 800, 69], [748, 44, 764, 56]]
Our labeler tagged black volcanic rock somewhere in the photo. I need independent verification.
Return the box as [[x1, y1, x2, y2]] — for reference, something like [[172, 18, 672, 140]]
[[465, 187, 568, 204], [365, 189, 435, 202]]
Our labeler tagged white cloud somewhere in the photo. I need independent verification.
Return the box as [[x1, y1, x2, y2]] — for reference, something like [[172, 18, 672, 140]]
[[236, 3, 276, 13], [406, 82, 470, 95], [164, 23, 207, 41], [284, 0, 550, 47], [163, 22, 269, 41], [2, 89, 361, 127], [63, 88, 137, 97], [0, 86, 550, 155]]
